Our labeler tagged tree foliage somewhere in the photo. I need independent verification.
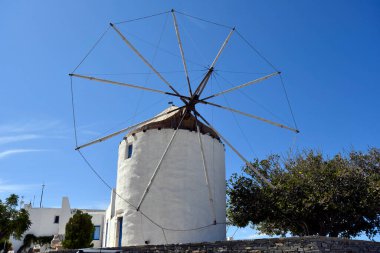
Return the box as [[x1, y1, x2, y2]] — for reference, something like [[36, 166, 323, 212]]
[[62, 210, 94, 249], [17, 234, 54, 253], [0, 194, 31, 242], [0, 241, 12, 253], [227, 148, 380, 239]]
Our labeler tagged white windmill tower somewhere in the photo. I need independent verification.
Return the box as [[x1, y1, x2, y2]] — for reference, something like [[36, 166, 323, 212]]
[[70, 10, 299, 247]]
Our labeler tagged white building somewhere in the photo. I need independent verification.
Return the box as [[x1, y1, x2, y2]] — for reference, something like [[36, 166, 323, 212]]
[[11, 197, 105, 251], [103, 106, 226, 247]]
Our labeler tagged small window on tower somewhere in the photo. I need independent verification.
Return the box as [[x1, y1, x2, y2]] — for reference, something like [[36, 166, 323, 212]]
[[54, 216, 59, 224], [126, 144, 133, 159]]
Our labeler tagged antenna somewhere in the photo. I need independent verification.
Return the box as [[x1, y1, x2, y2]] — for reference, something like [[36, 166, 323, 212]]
[[39, 183, 45, 208]]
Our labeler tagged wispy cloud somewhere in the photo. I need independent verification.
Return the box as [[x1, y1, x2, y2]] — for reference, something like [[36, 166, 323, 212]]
[[0, 120, 62, 134], [0, 149, 44, 159], [78, 129, 101, 137], [0, 119, 71, 144], [0, 179, 39, 194], [76, 123, 103, 137], [0, 134, 41, 145], [0, 119, 108, 146]]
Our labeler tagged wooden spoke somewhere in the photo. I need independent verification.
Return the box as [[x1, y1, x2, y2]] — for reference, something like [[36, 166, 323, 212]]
[[194, 114, 217, 224], [137, 108, 187, 211], [197, 100, 299, 133], [192, 69, 214, 98], [202, 71, 280, 101], [110, 23, 182, 96], [190, 27, 235, 99], [75, 106, 184, 150], [193, 110, 274, 188], [69, 73, 191, 101], [171, 10, 192, 96], [210, 27, 235, 68]]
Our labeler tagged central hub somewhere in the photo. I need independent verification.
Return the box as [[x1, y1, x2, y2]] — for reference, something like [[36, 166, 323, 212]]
[[187, 94, 199, 110]]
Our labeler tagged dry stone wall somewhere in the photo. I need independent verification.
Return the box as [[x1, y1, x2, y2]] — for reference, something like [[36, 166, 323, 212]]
[[57, 236, 380, 253]]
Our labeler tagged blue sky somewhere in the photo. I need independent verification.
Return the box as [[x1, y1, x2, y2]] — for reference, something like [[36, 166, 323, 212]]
[[1, 1, 379, 241]]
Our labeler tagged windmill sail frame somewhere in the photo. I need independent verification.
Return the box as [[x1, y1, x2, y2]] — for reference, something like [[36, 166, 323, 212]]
[[69, 9, 299, 239]]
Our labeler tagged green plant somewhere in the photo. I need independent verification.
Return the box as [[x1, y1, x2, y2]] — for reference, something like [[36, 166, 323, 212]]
[[17, 234, 54, 253], [0, 194, 31, 242], [62, 210, 94, 249], [227, 148, 380, 239]]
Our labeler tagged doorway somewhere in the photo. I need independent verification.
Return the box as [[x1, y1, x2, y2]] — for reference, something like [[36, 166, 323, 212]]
[[116, 217, 123, 247]]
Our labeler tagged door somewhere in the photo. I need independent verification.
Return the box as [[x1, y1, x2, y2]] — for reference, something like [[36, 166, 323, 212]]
[[117, 217, 123, 247]]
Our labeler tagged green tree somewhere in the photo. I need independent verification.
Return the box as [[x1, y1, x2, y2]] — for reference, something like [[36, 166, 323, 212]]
[[17, 234, 54, 253], [227, 148, 380, 239], [0, 194, 31, 243], [62, 210, 94, 249]]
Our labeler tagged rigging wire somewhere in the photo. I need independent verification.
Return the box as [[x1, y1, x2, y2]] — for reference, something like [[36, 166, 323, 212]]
[[114, 11, 171, 25], [231, 227, 239, 238], [77, 150, 138, 207], [175, 10, 233, 30], [88, 98, 165, 142], [70, 76, 79, 147], [176, 14, 209, 68], [214, 71, 290, 126], [161, 228, 168, 244], [217, 70, 271, 75], [73, 69, 205, 76], [71, 26, 111, 73], [210, 75, 216, 213], [291, 133, 298, 154], [235, 29, 298, 131], [115, 9, 233, 30], [132, 12, 170, 122], [235, 30, 279, 72], [279, 74, 298, 130], [212, 73, 257, 157], [139, 212, 146, 244], [194, 114, 217, 224], [120, 29, 206, 68]]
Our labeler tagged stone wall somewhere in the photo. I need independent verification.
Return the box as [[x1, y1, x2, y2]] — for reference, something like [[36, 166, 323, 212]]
[[57, 236, 380, 253]]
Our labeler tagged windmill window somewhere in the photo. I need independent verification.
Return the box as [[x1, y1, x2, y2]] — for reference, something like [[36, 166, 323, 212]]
[[126, 144, 133, 159], [54, 216, 59, 224]]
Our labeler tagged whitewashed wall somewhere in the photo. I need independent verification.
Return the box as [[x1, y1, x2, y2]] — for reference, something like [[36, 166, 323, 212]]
[[11, 197, 105, 251], [103, 190, 116, 247], [85, 210, 105, 248], [114, 128, 226, 246]]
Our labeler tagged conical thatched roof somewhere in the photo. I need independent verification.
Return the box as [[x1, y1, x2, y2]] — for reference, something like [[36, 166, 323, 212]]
[[126, 106, 219, 140]]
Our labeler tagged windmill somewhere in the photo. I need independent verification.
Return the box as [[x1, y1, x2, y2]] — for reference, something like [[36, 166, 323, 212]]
[[69, 10, 299, 246]]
